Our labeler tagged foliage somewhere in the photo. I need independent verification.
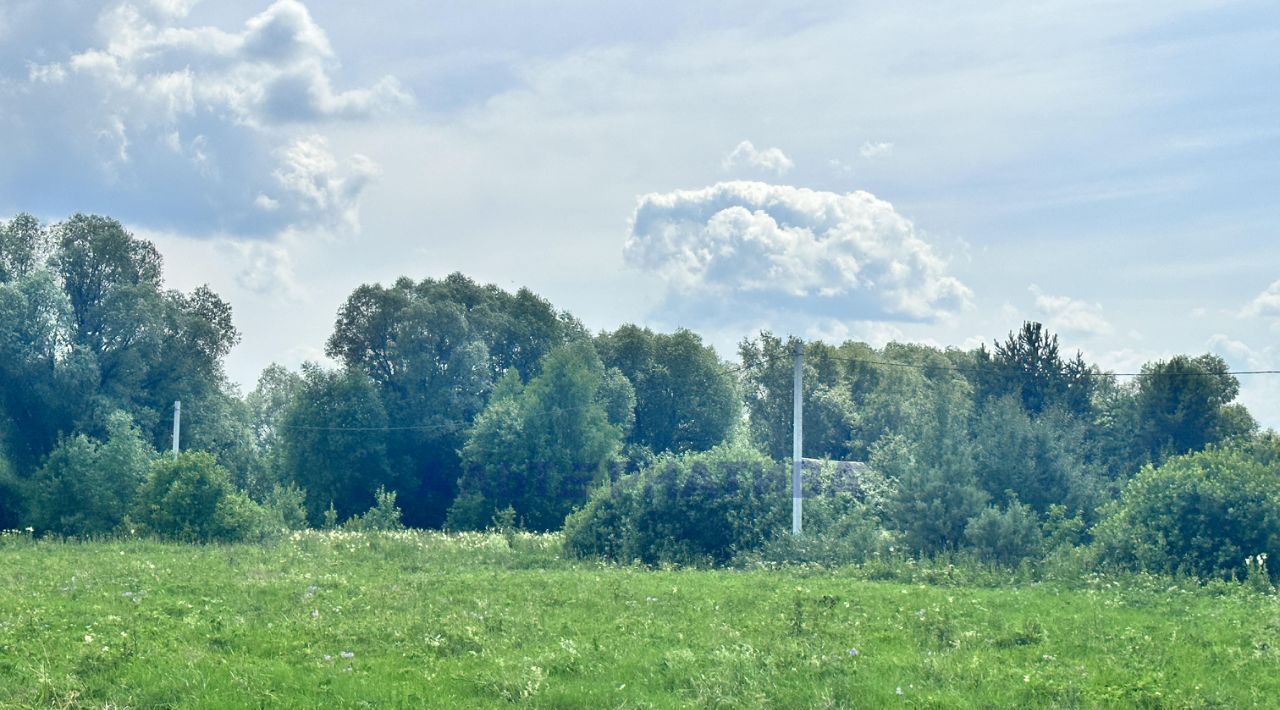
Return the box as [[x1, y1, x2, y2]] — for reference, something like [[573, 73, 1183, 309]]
[[0, 447, 24, 531], [29, 411, 154, 536], [130, 451, 265, 543], [881, 385, 989, 555], [739, 333, 856, 461], [964, 498, 1045, 565], [244, 364, 305, 498], [562, 442, 787, 565], [260, 483, 309, 531], [1094, 439, 1280, 580], [451, 342, 625, 531], [596, 325, 738, 453], [325, 273, 586, 526], [970, 396, 1106, 516], [280, 365, 395, 524], [344, 486, 405, 532], [971, 321, 1094, 418], [1134, 354, 1254, 465], [0, 213, 243, 477], [738, 494, 890, 567]]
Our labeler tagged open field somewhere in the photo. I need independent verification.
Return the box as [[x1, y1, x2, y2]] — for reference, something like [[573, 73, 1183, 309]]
[[1, 531, 1278, 708]]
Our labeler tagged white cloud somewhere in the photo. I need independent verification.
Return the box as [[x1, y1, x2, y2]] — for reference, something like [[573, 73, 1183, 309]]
[[806, 319, 906, 348], [1242, 280, 1280, 320], [268, 135, 379, 233], [1, 0, 408, 237], [26, 62, 67, 84], [60, 0, 413, 126], [624, 181, 971, 326], [1207, 333, 1260, 365], [859, 140, 894, 158], [722, 140, 795, 175], [1029, 285, 1113, 336], [1207, 334, 1280, 429], [225, 239, 304, 301]]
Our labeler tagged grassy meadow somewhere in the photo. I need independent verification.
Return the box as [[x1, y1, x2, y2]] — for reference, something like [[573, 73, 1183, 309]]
[[1, 530, 1278, 708]]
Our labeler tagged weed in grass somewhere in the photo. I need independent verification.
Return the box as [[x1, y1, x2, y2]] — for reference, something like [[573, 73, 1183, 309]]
[[3, 531, 1280, 707]]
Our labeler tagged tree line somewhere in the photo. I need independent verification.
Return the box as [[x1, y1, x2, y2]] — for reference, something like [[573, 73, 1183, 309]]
[[1, 213, 1274, 579]]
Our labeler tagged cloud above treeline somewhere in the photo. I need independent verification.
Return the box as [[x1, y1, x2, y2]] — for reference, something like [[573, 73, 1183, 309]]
[[1242, 280, 1280, 321], [624, 181, 972, 326], [1029, 285, 1113, 337], [0, 0, 409, 236]]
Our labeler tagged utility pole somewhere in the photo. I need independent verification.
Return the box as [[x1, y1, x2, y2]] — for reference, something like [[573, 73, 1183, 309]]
[[172, 400, 181, 460], [792, 340, 803, 535]]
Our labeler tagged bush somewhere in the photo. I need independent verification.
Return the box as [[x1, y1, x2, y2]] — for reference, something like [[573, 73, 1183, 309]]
[[29, 411, 153, 536], [738, 494, 890, 567], [1093, 442, 1280, 580], [344, 486, 405, 532], [130, 451, 266, 542], [964, 498, 1044, 566], [0, 456, 24, 531], [261, 483, 309, 531], [562, 443, 787, 565]]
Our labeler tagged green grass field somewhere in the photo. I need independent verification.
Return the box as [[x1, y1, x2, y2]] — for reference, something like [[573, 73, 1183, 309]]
[[1, 530, 1278, 708]]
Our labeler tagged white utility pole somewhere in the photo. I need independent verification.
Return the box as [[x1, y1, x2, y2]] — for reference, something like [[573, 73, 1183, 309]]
[[172, 400, 181, 460], [792, 340, 803, 535]]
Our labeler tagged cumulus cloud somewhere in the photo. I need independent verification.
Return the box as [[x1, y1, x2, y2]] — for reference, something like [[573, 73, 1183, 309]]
[[268, 135, 379, 233], [1207, 333, 1260, 365], [1029, 285, 1113, 336], [860, 141, 894, 158], [1242, 280, 1280, 320], [722, 140, 795, 175], [64, 0, 412, 125], [805, 319, 906, 348], [225, 239, 304, 300], [0, 0, 409, 236], [624, 181, 971, 326], [1207, 334, 1280, 428]]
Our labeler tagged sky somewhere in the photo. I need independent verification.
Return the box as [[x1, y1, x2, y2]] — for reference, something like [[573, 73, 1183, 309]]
[[2, 0, 1279, 427]]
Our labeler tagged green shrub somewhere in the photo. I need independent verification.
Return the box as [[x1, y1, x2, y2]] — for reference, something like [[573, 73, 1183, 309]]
[[964, 497, 1044, 566], [1093, 442, 1280, 580], [344, 486, 405, 532], [563, 443, 787, 565], [130, 451, 265, 542], [261, 483, 309, 531], [29, 411, 153, 536], [738, 494, 889, 567], [0, 455, 24, 531]]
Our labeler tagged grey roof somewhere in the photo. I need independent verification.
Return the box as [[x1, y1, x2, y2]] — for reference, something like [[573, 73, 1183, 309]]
[[797, 457, 873, 498]]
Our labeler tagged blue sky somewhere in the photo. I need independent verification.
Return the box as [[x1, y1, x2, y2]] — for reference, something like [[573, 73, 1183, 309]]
[[2, 0, 1279, 426]]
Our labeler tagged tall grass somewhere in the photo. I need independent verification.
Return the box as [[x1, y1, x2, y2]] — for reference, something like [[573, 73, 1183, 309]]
[[1, 529, 1277, 707]]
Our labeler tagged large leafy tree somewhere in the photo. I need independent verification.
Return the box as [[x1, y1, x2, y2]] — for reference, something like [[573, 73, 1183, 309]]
[[325, 273, 584, 526], [280, 365, 395, 523], [0, 213, 50, 283], [739, 334, 862, 461], [0, 269, 88, 471], [245, 364, 305, 497], [595, 325, 738, 455], [1134, 354, 1255, 464], [0, 213, 242, 478], [451, 342, 628, 531]]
